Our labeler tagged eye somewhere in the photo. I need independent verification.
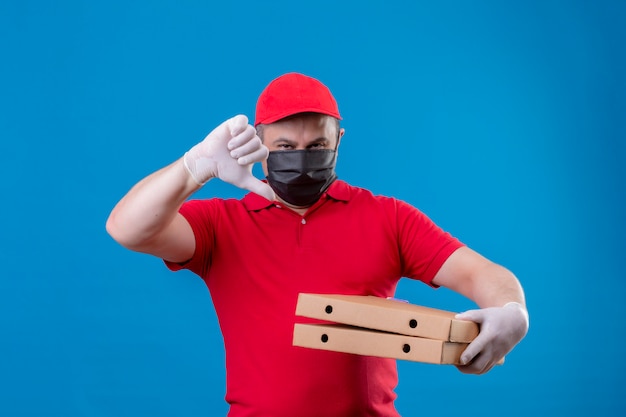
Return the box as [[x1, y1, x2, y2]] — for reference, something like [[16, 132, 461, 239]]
[[276, 143, 294, 150], [307, 142, 326, 150]]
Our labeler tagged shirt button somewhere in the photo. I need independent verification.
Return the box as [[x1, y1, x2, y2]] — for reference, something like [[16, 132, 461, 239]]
[[275, 204, 281, 209], [301, 218, 306, 225]]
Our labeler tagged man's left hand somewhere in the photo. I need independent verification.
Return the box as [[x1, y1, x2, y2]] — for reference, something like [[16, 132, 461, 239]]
[[455, 302, 529, 374]]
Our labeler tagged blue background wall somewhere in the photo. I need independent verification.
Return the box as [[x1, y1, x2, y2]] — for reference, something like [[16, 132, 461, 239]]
[[1, 1, 624, 415]]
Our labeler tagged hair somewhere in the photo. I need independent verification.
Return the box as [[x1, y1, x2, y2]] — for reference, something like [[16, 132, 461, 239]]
[[256, 113, 341, 142]]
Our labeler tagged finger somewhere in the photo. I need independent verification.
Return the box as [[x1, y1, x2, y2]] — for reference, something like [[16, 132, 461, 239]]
[[226, 114, 249, 137], [474, 349, 501, 374], [460, 333, 487, 365], [227, 124, 256, 150], [240, 177, 276, 201], [457, 345, 499, 374], [237, 145, 269, 166], [455, 364, 476, 374], [456, 358, 492, 375], [230, 135, 263, 160], [209, 115, 247, 143]]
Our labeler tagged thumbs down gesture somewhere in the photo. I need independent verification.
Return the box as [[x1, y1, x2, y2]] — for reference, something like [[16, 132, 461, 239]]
[[183, 115, 275, 201]]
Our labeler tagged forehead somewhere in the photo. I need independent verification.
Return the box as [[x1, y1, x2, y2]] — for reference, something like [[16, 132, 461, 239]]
[[263, 113, 337, 139]]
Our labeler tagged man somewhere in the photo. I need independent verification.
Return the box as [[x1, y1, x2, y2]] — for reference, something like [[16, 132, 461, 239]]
[[106, 72, 529, 417]]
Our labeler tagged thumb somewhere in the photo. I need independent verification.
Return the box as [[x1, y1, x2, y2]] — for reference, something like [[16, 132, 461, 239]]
[[455, 309, 484, 323], [239, 176, 276, 201]]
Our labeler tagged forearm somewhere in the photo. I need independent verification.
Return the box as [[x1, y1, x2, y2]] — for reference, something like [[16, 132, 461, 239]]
[[455, 263, 529, 373], [433, 247, 526, 309], [465, 262, 526, 309], [106, 158, 200, 249], [433, 247, 528, 373]]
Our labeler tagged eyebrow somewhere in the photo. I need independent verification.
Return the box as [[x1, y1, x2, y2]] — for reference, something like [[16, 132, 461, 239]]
[[271, 138, 297, 146], [271, 137, 330, 146]]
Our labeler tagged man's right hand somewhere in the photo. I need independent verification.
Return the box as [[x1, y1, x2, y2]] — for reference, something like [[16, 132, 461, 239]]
[[183, 115, 275, 201]]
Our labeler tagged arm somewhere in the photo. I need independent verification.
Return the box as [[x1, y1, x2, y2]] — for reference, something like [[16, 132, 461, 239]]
[[106, 115, 274, 263], [432, 246, 529, 374], [105, 158, 199, 262], [432, 246, 526, 308]]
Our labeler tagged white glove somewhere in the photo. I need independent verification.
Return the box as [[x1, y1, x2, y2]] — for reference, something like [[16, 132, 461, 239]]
[[183, 115, 275, 201], [455, 302, 529, 374]]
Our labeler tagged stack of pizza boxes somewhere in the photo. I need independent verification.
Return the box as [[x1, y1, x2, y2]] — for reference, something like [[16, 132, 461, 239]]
[[293, 293, 497, 365]]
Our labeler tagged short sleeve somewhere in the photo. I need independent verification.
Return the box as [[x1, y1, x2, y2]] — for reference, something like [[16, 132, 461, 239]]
[[395, 199, 464, 285], [163, 199, 219, 278]]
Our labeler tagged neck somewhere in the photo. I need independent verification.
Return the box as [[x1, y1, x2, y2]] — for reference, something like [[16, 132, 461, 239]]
[[277, 198, 310, 215]]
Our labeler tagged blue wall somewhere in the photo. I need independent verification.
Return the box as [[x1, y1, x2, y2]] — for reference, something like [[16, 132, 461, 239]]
[[1, 1, 624, 415]]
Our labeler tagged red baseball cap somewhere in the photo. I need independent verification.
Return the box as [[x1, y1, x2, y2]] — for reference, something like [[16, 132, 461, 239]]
[[254, 72, 342, 126]]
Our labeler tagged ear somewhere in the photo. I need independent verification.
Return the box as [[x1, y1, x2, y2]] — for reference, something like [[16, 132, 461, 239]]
[[336, 127, 345, 149]]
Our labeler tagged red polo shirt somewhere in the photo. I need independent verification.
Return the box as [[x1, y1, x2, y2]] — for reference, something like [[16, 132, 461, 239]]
[[166, 180, 463, 417]]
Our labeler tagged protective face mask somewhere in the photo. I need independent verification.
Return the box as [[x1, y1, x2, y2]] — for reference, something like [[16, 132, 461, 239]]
[[266, 149, 337, 207]]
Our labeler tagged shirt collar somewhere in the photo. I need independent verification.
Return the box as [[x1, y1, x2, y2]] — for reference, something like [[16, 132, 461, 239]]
[[242, 179, 352, 211]]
